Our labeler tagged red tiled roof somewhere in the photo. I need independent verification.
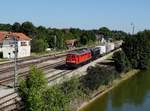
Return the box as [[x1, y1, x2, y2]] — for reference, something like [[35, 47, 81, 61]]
[[65, 39, 78, 45], [0, 32, 7, 43], [9, 33, 32, 41], [0, 32, 31, 43]]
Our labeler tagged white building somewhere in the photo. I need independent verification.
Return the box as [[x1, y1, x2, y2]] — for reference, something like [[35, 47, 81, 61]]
[[0, 32, 31, 58]]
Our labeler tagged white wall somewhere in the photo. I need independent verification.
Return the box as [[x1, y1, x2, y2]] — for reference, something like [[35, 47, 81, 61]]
[[2, 39, 15, 58], [2, 39, 31, 58], [17, 41, 31, 58]]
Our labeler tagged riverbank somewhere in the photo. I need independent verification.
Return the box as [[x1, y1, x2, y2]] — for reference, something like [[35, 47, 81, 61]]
[[77, 69, 140, 111]]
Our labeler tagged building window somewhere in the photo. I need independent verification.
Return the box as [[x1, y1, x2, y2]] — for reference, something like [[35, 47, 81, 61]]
[[21, 42, 27, 46]]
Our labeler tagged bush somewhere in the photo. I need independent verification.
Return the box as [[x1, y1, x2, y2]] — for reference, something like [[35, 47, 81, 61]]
[[113, 50, 131, 72], [43, 85, 69, 111], [61, 77, 83, 98], [18, 66, 47, 111], [43, 77, 85, 111], [81, 65, 117, 92]]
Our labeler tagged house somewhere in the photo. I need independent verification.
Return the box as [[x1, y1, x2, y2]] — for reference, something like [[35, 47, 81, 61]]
[[95, 34, 106, 44], [95, 34, 112, 43], [0, 32, 31, 58], [65, 39, 78, 49]]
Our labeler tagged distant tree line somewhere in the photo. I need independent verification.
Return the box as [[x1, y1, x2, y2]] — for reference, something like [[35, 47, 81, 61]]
[[0, 22, 128, 52]]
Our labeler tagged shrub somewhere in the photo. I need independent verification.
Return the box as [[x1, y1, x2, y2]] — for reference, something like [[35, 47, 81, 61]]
[[43, 77, 85, 111], [81, 65, 117, 92], [43, 85, 69, 111], [61, 77, 84, 98], [18, 66, 47, 111]]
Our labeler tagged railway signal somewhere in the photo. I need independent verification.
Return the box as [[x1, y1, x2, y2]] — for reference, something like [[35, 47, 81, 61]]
[[13, 36, 18, 90], [5, 35, 18, 89], [54, 35, 57, 56]]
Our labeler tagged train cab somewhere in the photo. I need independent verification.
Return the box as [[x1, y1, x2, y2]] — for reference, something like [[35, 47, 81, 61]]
[[66, 48, 92, 68]]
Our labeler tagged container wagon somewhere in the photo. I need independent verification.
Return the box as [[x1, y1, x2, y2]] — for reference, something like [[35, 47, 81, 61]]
[[106, 43, 115, 52], [96, 45, 106, 54]]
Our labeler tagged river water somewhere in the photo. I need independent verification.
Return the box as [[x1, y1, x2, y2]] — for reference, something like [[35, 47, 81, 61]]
[[80, 69, 150, 111]]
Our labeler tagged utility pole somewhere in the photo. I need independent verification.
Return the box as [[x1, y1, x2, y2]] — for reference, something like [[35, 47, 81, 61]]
[[13, 36, 18, 90], [54, 35, 57, 48], [131, 23, 135, 35], [54, 35, 57, 56]]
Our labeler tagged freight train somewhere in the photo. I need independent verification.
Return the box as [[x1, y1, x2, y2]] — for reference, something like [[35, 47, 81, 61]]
[[66, 41, 122, 68]]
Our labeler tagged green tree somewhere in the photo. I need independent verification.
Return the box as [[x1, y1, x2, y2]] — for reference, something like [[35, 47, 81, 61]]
[[21, 21, 36, 37], [122, 35, 150, 69], [80, 35, 88, 45], [18, 66, 47, 111], [0, 23, 12, 31], [113, 50, 131, 72], [99, 27, 112, 36], [54, 30, 65, 49], [111, 30, 128, 41], [12, 22, 21, 32], [31, 38, 48, 52]]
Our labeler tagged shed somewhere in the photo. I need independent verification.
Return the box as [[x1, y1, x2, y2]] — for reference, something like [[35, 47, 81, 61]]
[[65, 39, 78, 49]]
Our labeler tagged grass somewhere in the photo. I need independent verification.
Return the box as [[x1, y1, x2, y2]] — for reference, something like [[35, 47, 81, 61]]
[[31, 49, 67, 57], [31, 51, 51, 57]]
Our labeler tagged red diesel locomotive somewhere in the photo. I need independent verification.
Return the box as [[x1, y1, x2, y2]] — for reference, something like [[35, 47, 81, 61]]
[[66, 41, 122, 68], [66, 48, 92, 68]]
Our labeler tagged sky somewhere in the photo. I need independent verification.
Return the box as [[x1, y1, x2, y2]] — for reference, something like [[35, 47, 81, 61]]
[[0, 0, 150, 33]]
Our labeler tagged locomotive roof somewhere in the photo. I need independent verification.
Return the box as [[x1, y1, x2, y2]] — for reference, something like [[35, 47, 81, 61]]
[[68, 48, 91, 55]]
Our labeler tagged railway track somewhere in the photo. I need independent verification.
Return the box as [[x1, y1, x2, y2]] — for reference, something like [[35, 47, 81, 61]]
[[0, 54, 65, 74], [0, 60, 65, 85], [0, 49, 66, 66], [0, 91, 23, 111]]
